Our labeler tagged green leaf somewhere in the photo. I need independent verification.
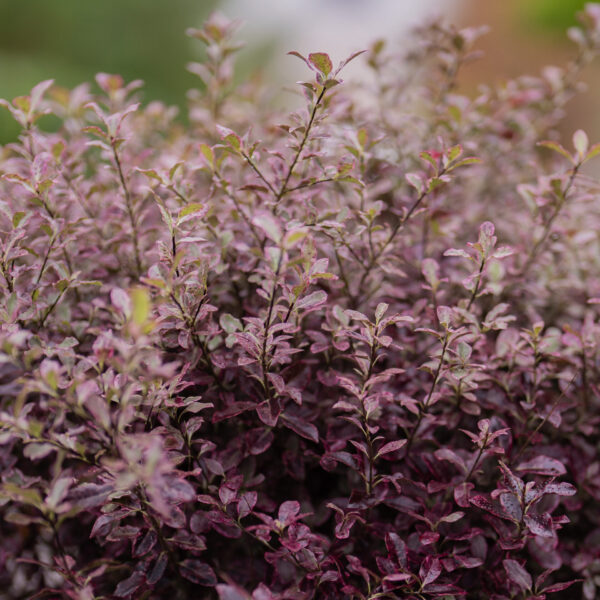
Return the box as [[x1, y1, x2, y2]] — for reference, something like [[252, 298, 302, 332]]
[[252, 213, 282, 244], [130, 287, 151, 326], [216, 125, 242, 152], [179, 203, 205, 219], [12, 211, 26, 228], [199, 143, 215, 168], [308, 52, 333, 77], [573, 129, 589, 158], [537, 140, 573, 162]]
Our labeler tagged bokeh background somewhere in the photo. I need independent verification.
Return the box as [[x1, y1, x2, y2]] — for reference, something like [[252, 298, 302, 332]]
[[0, 0, 597, 142]]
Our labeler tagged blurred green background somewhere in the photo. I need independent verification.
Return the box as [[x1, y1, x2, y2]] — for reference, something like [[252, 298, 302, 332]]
[[0, 0, 220, 142], [0, 0, 592, 143]]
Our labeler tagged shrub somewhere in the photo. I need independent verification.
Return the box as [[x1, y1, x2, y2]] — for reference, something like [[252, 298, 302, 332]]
[[1, 7, 600, 600]]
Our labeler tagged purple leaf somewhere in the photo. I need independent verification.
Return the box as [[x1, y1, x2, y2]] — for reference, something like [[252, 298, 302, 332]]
[[503, 559, 532, 591], [179, 560, 217, 586], [376, 439, 407, 458], [278, 501, 300, 527], [516, 456, 566, 476], [217, 584, 252, 600], [542, 579, 583, 593], [420, 557, 442, 587], [115, 572, 145, 598], [281, 414, 319, 443]]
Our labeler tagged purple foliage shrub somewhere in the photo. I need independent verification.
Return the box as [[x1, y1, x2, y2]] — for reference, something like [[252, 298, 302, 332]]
[[2, 6, 600, 599]]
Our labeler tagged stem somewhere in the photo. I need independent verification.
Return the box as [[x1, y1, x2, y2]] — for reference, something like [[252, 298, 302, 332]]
[[404, 333, 449, 457], [111, 141, 142, 276], [354, 170, 447, 306], [520, 164, 579, 277], [241, 151, 278, 197], [34, 235, 57, 288], [274, 86, 327, 208], [466, 258, 485, 311], [512, 373, 577, 462], [260, 250, 284, 400]]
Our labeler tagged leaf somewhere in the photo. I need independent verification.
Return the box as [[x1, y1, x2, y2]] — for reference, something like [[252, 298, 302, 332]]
[[516, 456, 566, 477], [537, 140, 573, 162], [420, 557, 442, 587], [542, 579, 582, 593], [111, 287, 132, 318], [434, 448, 466, 473], [216, 125, 242, 152], [237, 491, 257, 519], [147, 553, 168, 585], [115, 572, 145, 598], [503, 559, 532, 591], [130, 287, 151, 326], [573, 129, 589, 158], [308, 52, 333, 76], [375, 439, 407, 458], [524, 513, 554, 538], [439, 511, 464, 523], [133, 530, 157, 558], [252, 212, 282, 243], [499, 492, 522, 522], [216, 584, 252, 600], [179, 560, 217, 586], [179, 202, 205, 219], [296, 290, 327, 310], [281, 414, 319, 443], [543, 482, 576, 496], [278, 500, 300, 526]]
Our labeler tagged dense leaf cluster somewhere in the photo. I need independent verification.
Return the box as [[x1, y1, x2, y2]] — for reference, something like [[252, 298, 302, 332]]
[[1, 7, 600, 599]]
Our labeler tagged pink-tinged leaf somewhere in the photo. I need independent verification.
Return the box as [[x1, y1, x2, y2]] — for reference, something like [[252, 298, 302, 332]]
[[216, 584, 252, 600], [434, 448, 466, 473], [216, 124, 242, 151], [296, 290, 327, 310], [503, 559, 532, 591], [499, 462, 524, 495], [337, 49, 366, 72], [308, 52, 333, 76], [281, 414, 319, 443], [162, 478, 196, 505], [252, 212, 282, 243], [454, 482, 474, 507], [376, 439, 407, 458], [573, 129, 589, 157], [516, 456, 566, 477], [524, 513, 554, 538], [115, 572, 145, 598], [278, 501, 300, 527], [470, 495, 509, 520], [334, 513, 363, 539], [537, 140, 573, 162], [454, 555, 483, 569], [542, 579, 583, 593], [179, 560, 217, 586], [287, 51, 309, 67], [111, 287, 132, 318], [499, 493, 522, 522], [420, 531, 440, 545], [147, 552, 168, 585], [543, 482, 576, 496], [439, 511, 464, 524], [238, 491, 258, 519], [383, 573, 413, 583], [444, 247, 471, 259], [133, 530, 157, 558], [385, 532, 407, 569], [420, 557, 442, 587]]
